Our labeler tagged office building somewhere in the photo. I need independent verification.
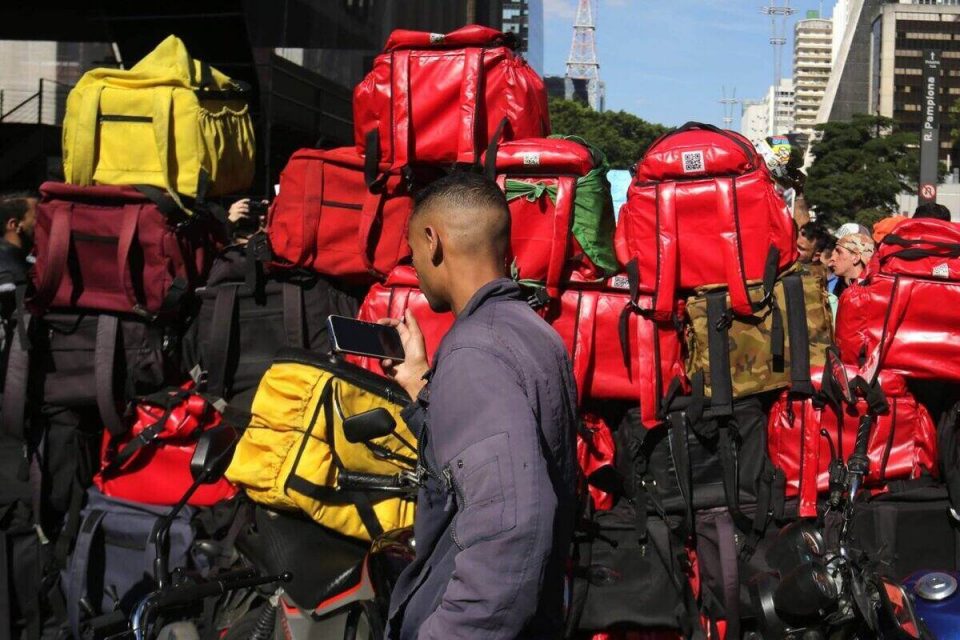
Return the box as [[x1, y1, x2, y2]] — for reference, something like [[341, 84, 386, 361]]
[[793, 14, 833, 137], [502, 0, 544, 74], [740, 78, 795, 140]]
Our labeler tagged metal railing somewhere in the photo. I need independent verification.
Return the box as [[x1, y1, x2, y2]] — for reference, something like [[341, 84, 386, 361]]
[[0, 78, 74, 125]]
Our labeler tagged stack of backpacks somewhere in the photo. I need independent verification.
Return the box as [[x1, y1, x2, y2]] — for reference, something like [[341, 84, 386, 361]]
[[3, 23, 959, 640]]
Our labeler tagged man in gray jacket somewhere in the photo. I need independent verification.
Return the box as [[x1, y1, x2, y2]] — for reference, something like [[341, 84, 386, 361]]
[[380, 172, 578, 639]]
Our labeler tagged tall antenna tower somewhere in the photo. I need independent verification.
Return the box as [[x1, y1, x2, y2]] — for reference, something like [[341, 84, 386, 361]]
[[761, 0, 796, 133], [566, 0, 604, 111], [719, 86, 738, 129]]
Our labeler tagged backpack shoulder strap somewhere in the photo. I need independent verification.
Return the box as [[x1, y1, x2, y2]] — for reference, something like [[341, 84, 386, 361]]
[[206, 284, 239, 399], [1, 314, 30, 440], [783, 273, 814, 395], [281, 281, 305, 349], [94, 316, 125, 435], [66, 508, 108, 639]]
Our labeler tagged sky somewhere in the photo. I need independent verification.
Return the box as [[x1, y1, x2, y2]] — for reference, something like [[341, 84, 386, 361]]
[[542, 0, 831, 128]]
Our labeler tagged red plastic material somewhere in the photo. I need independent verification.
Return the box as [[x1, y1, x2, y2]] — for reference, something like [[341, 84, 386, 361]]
[[95, 384, 237, 506], [578, 413, 616, 511], [767, 366, 938, 518], [544, 276, 686, 427], [614, 124, 797, 320], [353, 25, 549, 168], [266, 147, 413, 282], [483, 137, 613, 294]]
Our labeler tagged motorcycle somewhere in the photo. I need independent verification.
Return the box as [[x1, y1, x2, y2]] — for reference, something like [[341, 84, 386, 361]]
[[749, 348, 949, 639]]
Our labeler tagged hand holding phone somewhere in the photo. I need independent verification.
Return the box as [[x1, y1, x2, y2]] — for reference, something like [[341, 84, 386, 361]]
[[328, 315, 405, 361], [377, 311, 430, 400]]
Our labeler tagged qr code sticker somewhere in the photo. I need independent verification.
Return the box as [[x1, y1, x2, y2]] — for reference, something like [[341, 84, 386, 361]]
[[429, 33, 445, 44], [609, 275, 630, 290], [521, 152, 542, 166], [682, 151, 705, 174], [934, 263, 949, 278]]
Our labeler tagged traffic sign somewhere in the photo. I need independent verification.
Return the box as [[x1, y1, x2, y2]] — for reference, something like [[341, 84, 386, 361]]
[[920, 183, 937, 201]]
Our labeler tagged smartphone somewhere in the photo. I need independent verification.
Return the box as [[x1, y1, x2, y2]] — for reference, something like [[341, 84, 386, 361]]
[[327, 315, 405, 362], [247, 200, 268, 217]]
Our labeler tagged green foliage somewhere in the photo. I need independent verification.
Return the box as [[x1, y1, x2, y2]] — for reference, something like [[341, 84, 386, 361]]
[[548, 98, 670, 169], [805, 114, 920, 226]]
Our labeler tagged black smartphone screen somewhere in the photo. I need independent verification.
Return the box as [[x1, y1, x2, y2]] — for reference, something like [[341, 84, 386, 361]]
[[328, 315, 405, 361]]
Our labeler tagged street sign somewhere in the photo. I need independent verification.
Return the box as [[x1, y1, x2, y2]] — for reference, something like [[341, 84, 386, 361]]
[[920, 50, 941, 205], [921, 183, 937, 201]]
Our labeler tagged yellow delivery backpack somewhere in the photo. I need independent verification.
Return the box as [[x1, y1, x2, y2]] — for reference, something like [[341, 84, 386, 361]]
[[226, 349, 416, 541], [62, 35, 255, 210]]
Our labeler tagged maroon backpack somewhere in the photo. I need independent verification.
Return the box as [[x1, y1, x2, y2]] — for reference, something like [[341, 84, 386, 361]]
[[30, 182, 223, 317]]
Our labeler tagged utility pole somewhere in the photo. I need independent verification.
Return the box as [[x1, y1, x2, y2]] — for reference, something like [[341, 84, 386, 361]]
[[761, 0, 796, 134], [566, 0, 604, 111], [719, 86, 738, 129]]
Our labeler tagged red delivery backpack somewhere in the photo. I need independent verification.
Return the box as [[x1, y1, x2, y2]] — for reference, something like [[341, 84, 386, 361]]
[[353, 25, 550, 171], [578, 413, 617, 512], [767, 365, 938, 518], [836, 218, 960, 382], [482, 136, 619, 298], [30, 182, 223, 317], [541, 275, 686, 428], [614, 122, 797, 320], [350, 266, 455, 374], [94, 383, 238, 506], [266, 147, 430, 282]]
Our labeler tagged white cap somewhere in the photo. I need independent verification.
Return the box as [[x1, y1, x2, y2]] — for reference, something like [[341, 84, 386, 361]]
[[836, 222, 871, 239]]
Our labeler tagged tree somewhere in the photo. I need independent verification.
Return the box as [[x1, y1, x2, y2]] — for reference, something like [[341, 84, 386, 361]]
[[804, 114, 920, 226], [548, 98, 669, 169]]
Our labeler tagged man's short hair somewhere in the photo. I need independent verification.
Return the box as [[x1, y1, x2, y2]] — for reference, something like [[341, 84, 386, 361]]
[[800, 222, 830, 253], [913, 202, 952, 222], [0, 191, 38, 229], [413, 172, 510, 220]]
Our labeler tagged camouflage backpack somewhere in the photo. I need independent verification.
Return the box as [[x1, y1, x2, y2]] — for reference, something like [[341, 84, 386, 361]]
[[685, 266, 833, 409]]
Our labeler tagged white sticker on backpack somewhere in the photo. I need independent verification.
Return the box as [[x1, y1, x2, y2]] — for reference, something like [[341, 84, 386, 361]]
[[521, 152, 541, 166], [609, 275, 630, 290], [934, 262, 950, 278], [682, 150, 705, 174], [429, 33, 445, 44]]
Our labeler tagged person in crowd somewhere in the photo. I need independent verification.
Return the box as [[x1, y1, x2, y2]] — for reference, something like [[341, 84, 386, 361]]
[[820, 236, 845, 298], [379, 172, 578, 639], [797, 222, 830, 279], [913, 202, 952, 222], [226, 197, 267, 240], [0, 191, 37, 313], [828, 232, 875, 289]]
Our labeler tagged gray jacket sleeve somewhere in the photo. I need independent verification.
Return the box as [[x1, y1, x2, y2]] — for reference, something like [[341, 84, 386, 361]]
[[417, 346, 557, 639]]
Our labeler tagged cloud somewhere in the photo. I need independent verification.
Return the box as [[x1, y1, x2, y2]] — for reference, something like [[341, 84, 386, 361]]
[[543, 0, 577, 20]]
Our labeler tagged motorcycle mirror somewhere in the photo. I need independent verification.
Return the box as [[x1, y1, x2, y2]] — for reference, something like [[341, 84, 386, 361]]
[[773, 562, 839, 622], [824, 347, 856, 406], [190, 426, 240, 483], [766, 520, 826, 575], [343, 408, 397, 444]]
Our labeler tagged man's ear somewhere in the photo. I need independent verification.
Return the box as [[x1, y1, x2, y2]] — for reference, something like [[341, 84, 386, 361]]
[[425, 224, 443, 266], [4, 218, 17, 233]]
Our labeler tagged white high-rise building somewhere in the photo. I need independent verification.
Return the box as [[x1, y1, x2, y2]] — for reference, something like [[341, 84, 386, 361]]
[[793, 16, 833, 138], [740, 78, 795, 140], [832, 0, 851, 64]]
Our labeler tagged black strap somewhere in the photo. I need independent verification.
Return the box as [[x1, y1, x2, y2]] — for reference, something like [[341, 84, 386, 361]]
[[1, 314, 30, 439], [783, 273, 814, 395], [67, 509, 107, 638], [705, 291, 734, 416], [281, 282, 305, 349], [754, 245, 781, 312], [132, 185, 185, 218], [482, 117, 509, 180], [715, 513, 741, 640], [667, 412, 695, 542], [206, 285, 239, 399], [94, 316, 125, 436], [768, 292, 786, 371], [716, 420, 753, 536], [364, 129, 386, 192], [13, 285, 29, 351], [158, 277, 189, 315]]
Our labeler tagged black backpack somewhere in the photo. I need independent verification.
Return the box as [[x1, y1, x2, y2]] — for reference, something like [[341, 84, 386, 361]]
[[182, 240, 363, 411]]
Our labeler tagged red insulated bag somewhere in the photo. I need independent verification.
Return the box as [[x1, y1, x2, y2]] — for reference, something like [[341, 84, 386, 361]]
[[94, 384, 238, 506], [353, 25, 550, 170], [266, 147, 418, 282], [350, 266, 455, 374], [30, 182, 222, 317], [483, 137, 619, 297], [836, 218, 960, 382], [543, 275, 686, 428], [614, 122, 797, 320], [767, 366, 938, 518]]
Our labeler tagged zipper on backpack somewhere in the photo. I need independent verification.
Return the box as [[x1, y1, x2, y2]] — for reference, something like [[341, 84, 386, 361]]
[[98, 114, 152, 123]]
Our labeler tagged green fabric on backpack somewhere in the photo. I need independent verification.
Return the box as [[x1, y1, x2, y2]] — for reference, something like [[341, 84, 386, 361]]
[[503, 136, 619, 275]]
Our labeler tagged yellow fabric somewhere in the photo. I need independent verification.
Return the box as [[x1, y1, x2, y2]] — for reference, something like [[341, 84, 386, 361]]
[[226, 361, 417, 541], [62, 35, 255, 207]]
